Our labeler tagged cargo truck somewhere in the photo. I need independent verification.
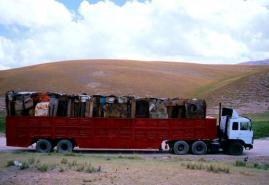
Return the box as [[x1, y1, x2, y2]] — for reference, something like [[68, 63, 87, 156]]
[[5, 92, 253, 155]]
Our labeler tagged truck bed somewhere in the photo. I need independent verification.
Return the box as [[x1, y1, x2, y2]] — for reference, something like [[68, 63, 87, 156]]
[[6, 116, 217, 149]]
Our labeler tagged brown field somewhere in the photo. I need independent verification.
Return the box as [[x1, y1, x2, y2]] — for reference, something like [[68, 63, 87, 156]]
[[0, 59, 268, 114], [0, 152, 269, 185]]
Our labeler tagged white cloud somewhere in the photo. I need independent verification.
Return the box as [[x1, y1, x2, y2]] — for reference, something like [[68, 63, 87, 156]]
[[0, 0, 72, 27], [0, 0, 269, 68], [0, 64, 9, 70]]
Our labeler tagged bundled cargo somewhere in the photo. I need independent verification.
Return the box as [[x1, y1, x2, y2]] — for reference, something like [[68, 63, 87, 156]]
[[135, 97, 168, 118], [35, 102, 49, 116], [149, 98, 168, 118], [104, 95, 131, 118], [91, 95, 105, 117], [5, 91, 206, 119], [67, 94, 91, 117], [164, 98, 206, 119], [6, 91, 38, 116], [185, 98, 206, 119], [166, 98, 187, 118], [135, 98, 150, 118]]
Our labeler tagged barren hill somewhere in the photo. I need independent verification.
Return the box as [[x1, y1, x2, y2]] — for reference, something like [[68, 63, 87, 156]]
[[205, 67, 269, 115], [0, 59, 268, 114], [241, 59, 269, 65]]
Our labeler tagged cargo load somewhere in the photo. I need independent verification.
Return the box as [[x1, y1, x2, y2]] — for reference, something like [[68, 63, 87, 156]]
[[5, 91, 206, 119]]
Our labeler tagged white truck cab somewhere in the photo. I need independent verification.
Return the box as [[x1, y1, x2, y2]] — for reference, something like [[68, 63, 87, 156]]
[[228, 117, 253, 146], [219, 108, 253, 155]]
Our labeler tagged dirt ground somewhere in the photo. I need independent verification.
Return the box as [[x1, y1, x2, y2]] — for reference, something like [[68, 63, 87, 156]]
[[0, 152, 269, 185]]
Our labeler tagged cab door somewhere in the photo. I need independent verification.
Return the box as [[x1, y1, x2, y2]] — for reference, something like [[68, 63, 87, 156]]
[[237, 121, 253, 145], [228, 119, 253, 145], [227, 120, 240, 140]]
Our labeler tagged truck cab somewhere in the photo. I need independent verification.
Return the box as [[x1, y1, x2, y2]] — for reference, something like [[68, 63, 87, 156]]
[[219, 108, 253, 155]]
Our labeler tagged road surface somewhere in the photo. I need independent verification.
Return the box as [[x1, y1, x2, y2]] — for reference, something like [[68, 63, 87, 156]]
[[1, 136, 269, 159]]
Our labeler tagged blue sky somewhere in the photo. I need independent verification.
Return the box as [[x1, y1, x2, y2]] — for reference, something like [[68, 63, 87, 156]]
[[58, 0, 148, 9], [0, 0, 269, 69]]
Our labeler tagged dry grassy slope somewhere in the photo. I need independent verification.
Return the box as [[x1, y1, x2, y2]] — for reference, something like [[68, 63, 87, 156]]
[[0, 59, 260, 98], [204, 67, 269, 114]]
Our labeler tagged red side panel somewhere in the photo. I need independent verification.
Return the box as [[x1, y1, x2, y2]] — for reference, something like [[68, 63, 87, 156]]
[[6, 116, 217, 149]]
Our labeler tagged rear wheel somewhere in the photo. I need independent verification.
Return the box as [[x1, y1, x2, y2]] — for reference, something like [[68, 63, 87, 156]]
[[36, 139, 52, 153], [57, 139, 73, 153], [173, 141, 189, 155], [192, 141, 207, 155], [229, 142, 243, 155]]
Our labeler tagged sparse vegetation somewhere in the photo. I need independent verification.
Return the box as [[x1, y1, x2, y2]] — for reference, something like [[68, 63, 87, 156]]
[[75, 164, 85, 172], [6, 160, 14, 167], [117, 155, 142, 160], [1, 152, 269, 185], [27, 157, 36, 165], [235, 160, 246, 167], [193, 70, 259, 97], [4, 156, 102, 174], [64, 152, 80, 157], [248, 112, 269, 139], [37, 164, 49, 172], [69, 160, 77, 167], [85, 164, 101, 173], [61, 158, 68, 164], [0, 113, 5, 133], [181, 161, 230, 174], [234, 160, 269, 170], [20, 161, 29, 170]]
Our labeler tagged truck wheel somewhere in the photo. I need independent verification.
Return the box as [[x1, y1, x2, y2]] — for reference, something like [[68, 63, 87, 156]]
[[229, 142, 243, 155], [36, 139, 52, 153], [57, 139, 73, 153], [192, 141, 207, 155], [173, 141, 189, 155]]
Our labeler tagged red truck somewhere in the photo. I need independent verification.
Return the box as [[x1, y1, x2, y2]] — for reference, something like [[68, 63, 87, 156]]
[[5, 91, 253, 155]]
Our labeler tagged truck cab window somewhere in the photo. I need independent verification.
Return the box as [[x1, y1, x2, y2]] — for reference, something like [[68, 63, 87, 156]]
[[232, 122, 238, 130], [240, 122, 249, 130]]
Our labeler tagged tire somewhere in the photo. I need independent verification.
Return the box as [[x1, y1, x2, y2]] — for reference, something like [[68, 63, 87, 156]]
[[229, 142, 243, 155], [36, 139, 52, 153], [57, 139, 73, 153], [192, 141, 207, 155], [173, 141, 189, 155]]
